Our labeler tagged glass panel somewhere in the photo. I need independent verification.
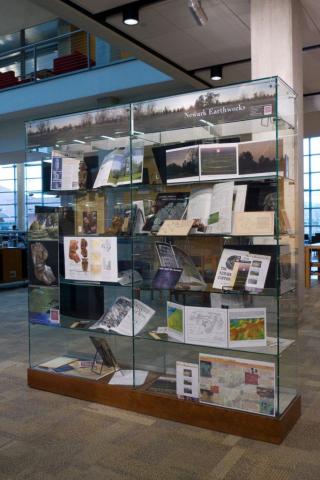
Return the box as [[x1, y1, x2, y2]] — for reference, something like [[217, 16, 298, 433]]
[[0, 180, 15, 193], [311, 155, 320, 172], [304, 156, 309, 173], [311, 209, 320, 226], [310, 137, 320, 155], [304, 174, 309, 190], [25, 165, 42, 178], [304, 209, 310, 225], [304, 191, 310, 207], [0, 192, 15, 203], [311, 173, 320, 190], [303, 138, 309, 156], [311, 191, 320, 207], [0, 165, 15, 181], [26, 178, 42, 191]]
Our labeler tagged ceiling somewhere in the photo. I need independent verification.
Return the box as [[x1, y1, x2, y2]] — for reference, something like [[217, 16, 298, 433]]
[[30, 0, 320, 95]]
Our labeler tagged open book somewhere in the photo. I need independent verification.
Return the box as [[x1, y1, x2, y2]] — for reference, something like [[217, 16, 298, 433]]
[[187, 182, 245, 234], [93, 146, 144, 188], [89, 296, 155, 336]]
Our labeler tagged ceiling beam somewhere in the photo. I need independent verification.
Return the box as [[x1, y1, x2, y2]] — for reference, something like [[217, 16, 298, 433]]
[[31, 0, 211, 90]]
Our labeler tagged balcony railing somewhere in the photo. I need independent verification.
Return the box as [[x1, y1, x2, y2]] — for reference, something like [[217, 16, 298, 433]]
[[0, 29, 134, 90]]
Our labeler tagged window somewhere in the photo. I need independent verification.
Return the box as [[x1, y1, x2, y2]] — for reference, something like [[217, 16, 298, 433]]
[[304, 137, 320, 240], [25, 160, 60, 227], [0, 164, 17, 229]]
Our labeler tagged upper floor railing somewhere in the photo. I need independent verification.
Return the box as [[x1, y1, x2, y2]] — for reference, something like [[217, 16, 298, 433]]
[[0, 28, 134, 91]]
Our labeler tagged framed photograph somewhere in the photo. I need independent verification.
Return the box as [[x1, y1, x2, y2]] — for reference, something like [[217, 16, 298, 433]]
[[166, 145, 199, 183], [199, 144, 238, 181]]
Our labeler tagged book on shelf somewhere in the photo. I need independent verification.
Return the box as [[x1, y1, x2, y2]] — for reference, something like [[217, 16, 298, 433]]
[[155, 242, 206, 291], [37, 355, 115, 380], [213, 248, 271, 293], [143, 192, 189, 233], [89, 296, 155, 336]]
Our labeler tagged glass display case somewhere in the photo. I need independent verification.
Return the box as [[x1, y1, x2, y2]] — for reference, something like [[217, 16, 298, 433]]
[[26, 77, 300, 443]]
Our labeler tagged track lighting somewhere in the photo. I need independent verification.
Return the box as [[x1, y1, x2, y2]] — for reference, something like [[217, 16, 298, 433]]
[[123, 5, 139, 25], [188, 0, 208, 26], [210, 65, 223, 81]]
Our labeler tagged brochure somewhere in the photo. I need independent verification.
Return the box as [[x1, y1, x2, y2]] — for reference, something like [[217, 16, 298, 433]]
[[176, 361, 199, 399], [28, 241, 58, 287], [51, 151, 81, 190], [167, 301, 184, 341], [199, 354, 275, 416], [28, 286, 60, 326], [213, 248, 249, 290], [93, 146, 144, 188], [199, 143, 238, 181], [28, 212, 59, 241], [89, 296, 155, 336], [63, 236, 118, 282], [245, 254, 271, 292], [228, 308, 267, 347], [184, 306, 228, 348]]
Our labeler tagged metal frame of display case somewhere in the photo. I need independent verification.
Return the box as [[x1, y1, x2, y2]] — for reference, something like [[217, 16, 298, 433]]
[[26, 76, 301, 444]]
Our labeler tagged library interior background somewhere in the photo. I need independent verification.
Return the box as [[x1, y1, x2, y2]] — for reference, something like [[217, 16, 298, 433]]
[[1, 0, 320, 479]]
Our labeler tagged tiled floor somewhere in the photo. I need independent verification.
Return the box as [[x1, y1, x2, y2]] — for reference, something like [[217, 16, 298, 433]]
[[0, 286, 319, 479]]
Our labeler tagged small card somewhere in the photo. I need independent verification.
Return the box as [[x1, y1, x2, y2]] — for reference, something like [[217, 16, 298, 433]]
[[157, 219, 194, 236], [232, 211, 274, 236]]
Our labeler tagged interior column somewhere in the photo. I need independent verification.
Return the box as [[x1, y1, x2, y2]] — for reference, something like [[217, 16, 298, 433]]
[[251, 0, 304, 306]]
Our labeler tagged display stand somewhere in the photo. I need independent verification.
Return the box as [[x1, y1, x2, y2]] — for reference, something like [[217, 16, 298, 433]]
[[26, 77, 300, 443]]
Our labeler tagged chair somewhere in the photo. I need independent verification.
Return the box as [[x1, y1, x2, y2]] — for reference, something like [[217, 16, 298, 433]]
[[53, 51, 95, 76]]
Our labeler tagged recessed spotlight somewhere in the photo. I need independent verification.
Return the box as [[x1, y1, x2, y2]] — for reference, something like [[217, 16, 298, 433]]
[[123, 5, 139, 26], [210, 65, 223, 81]]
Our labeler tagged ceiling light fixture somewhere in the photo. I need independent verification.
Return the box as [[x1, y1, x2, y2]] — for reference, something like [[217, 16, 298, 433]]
[[188, 0, 208, 26], [73, 139, 86, 144], [210, 65, 223, 81], [101, 135, 115, 140], [123, 5, 139, 25]]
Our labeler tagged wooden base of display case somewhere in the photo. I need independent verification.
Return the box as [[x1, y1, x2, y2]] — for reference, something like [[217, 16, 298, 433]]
[[28, 368, 301, 444]]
